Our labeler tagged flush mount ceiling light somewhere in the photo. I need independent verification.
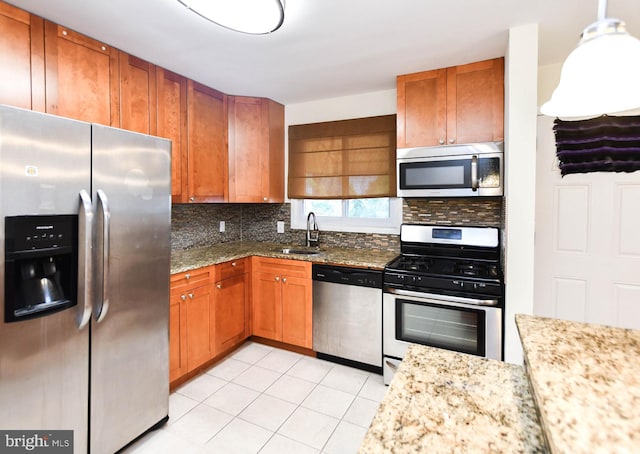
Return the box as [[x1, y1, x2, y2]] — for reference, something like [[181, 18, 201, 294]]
[[178, 0, 285, 34], [541, 0, 640, 118]]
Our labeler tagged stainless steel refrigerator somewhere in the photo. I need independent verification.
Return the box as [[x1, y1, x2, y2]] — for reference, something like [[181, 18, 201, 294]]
[[0, 105, 171, 454]]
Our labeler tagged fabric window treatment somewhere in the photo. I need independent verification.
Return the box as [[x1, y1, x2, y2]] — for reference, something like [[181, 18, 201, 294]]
[[288, 115, 396, 199], [554, 115, 640, 176]]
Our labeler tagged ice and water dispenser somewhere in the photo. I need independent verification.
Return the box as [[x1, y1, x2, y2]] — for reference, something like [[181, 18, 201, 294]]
[[4, 215, 77, 322]]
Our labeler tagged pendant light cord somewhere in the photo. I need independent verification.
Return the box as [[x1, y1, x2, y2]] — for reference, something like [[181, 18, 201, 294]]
[[597, 0, 607, 21]]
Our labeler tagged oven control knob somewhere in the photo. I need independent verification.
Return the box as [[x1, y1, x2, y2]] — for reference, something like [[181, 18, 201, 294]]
[[453, 280, 464, 288]]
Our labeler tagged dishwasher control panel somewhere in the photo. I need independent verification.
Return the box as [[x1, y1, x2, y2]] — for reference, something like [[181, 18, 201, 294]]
[[312, 264, 382, 288]]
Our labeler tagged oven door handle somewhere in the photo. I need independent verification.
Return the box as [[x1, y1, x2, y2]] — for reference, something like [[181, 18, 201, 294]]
[[385, 287, 500, 307]]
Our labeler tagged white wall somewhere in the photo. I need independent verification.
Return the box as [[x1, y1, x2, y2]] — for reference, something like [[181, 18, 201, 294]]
[[538, 63, 563, 110], [503, 24, 539, 364]]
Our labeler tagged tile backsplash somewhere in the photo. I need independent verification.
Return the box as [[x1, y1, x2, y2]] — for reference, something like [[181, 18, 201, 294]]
[[172, 198, 503, 252]]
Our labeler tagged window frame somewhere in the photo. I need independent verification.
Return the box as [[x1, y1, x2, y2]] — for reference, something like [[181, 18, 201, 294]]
[[290, 197, 402, 234]]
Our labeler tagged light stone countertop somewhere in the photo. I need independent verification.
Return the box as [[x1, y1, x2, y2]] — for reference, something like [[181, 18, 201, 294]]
[[516, 314, 640, 453], [359, 344, 546, 454], [170, 240, 398, 274]]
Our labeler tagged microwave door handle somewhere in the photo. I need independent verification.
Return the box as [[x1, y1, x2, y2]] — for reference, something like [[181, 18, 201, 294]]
[[471, 155, 479, 191]]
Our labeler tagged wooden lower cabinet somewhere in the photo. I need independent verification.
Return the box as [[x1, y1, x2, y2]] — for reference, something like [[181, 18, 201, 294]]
[[169, 267, 214, 383], [169, 292, 187, 382], [212, 260, 250, 354], [251, 257, 313, 349]]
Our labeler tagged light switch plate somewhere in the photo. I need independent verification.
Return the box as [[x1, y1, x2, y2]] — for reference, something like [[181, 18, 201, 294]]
[[219, 221, 226, 232], [277, 221, 285, 234]]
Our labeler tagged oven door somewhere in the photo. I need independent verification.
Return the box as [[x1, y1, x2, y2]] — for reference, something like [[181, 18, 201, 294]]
[[383, 289, 502, 361], [396, 152, 503, 197]]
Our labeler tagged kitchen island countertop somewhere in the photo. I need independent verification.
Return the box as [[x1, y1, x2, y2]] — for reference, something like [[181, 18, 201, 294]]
[[516, 314, 640, 453], [171, 241, 398, 274], [359, 344, 546, 453]]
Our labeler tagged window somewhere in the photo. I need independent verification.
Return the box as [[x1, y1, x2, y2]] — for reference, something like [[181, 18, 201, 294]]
[[290, 197, 402, 234]]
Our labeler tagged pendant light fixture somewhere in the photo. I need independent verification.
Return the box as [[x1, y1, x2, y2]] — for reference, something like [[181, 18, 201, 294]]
[[540, 0, 640, 118], [178, 0, 285, 35]]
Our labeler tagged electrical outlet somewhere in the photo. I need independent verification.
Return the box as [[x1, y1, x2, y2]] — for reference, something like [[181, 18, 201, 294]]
[[219, 221, 226, 233], [277, 221, 285, 234]]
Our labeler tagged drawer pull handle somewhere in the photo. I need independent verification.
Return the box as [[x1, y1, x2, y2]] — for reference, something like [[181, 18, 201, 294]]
[[282, 277, 287, 283], [185, 273, 191, 280], [231, 262, 236, 267], [180, 295, 186, 301], [217, 283, 222, 289], [275, 276, 280, 282], [188, 293, 193, 299]]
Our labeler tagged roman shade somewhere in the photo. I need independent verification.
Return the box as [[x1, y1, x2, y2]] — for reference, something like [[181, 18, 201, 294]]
[[288, 115, 396, 199]]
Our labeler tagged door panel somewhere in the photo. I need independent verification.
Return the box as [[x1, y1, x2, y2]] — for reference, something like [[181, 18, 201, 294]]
[[252, 271, 281, 340], [534, 116, 640, 330], [0, 106, 90, 454], [281, 275, 312, 348], [90, 125, 171, 454], [213, 273, 248, 354]]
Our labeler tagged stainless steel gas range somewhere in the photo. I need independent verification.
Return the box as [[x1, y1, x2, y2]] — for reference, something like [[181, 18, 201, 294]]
[[383, 224, 504, 384]]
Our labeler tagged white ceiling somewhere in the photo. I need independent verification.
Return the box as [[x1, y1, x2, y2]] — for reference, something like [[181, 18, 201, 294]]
[[7, 0, 640, 105]]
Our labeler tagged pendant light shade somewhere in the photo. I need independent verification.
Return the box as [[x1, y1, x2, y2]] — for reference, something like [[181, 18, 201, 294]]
[[178, 0, 285, 35], [541, 1, 640, 118]]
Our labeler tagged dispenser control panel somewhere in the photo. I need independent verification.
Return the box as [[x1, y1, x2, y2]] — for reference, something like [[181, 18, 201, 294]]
[[5, 215, 76, 254]]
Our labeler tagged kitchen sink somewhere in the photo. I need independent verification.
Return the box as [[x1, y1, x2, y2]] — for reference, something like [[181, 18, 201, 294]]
[[278, 248, 321, 255]]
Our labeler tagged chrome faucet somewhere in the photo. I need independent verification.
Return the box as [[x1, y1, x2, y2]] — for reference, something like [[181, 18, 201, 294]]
[[306, 211, 319, 247]]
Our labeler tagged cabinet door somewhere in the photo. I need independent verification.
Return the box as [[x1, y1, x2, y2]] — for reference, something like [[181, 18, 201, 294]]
[[44, 21, 119, 126], [213, 273, 249, 355], [281, 275, 313, 348], [157, 68, 188, 203], [446, 58, 504, 145], [118, 52, 156, 135], [185, 285, 212, 372], [169, 294, 187, 382], [228, 96, 268, 203], [187, 80, 228, 202], [396, 68, 447, 148], [0, 3, 44, 111], [252, 271, 282, 341], [228, 97, 285, 203]]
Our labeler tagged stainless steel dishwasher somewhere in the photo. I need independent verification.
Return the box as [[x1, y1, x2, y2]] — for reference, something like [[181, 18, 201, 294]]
[[312, 264, 383, 373]]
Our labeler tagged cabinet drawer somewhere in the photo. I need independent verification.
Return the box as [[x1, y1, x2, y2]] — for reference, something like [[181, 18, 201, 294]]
[[252, 256, 311, 278], [171, 267, 213, 293], [216, 258, 247, 281]]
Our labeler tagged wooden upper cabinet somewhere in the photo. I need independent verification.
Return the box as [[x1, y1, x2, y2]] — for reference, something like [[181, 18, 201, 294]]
[[44, 21, 119, 126], [397, 68, 447, 149], [157, 68, 188, 203], [118, 52, 156, 135], [0, 2, 44, 111], [228, 96, 284, 203], [447, 58, 504, 145], [187, 81, 228, 203], [397, 57, 504, 148]]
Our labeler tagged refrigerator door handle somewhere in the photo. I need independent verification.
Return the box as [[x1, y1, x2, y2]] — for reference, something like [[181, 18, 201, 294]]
[[78, 190, 93, 329], [95, 189, 111, 323]]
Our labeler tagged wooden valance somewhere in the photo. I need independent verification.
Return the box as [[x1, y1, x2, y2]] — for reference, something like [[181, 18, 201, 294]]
[[288, 114, 397, 199]]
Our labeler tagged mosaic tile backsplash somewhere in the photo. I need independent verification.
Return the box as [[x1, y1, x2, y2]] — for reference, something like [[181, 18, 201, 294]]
[[171, 198, 503, 252]]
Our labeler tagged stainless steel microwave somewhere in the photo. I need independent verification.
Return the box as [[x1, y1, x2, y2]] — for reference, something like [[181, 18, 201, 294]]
[[396, 142, 503, 197]]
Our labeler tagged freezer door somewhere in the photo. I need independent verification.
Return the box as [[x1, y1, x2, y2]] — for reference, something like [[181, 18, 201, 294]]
[[89, 124, 171, 454], [0, 105, 90, 454]]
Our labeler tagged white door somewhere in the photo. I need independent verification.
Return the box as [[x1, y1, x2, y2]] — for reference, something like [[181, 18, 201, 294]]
[[534, 115, 640, 329]]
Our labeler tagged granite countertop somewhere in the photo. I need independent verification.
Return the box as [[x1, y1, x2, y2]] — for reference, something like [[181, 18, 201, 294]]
[[360, 345, 546, 453], [170, 240, 398, 274], [516, 314, 640, 453]]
